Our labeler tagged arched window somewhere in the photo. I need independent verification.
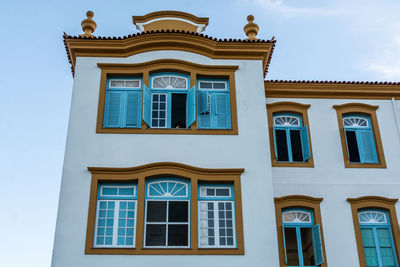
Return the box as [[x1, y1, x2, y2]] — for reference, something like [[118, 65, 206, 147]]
[[143, 73, 195, 129], [144, 178, 190, 248], [358, 209, 398, 267], [273, 113, 311, 163], [343, 114, 378, 164], [281, 209, 324, 267]]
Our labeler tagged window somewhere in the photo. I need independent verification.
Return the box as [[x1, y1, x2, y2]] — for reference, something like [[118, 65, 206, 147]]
[[333, 103, 386, 168], [143, 73, 195, 129], [358, 210, 398, 267], [96, 59, 239, 134], [198, 184, 236, 248], [85, 162, 244, 255], [281, 209, 324, 267], [144, 178, 190, 248], [343, 115, 378, 164], [275, 195, 327, 267], [273, 113, 311, 163], [347, 196, 400, 267], [197, 79, 231, 129], [266, 102, 314, 167], [94, 183, 137, 248], [103, 77, 142, 128]]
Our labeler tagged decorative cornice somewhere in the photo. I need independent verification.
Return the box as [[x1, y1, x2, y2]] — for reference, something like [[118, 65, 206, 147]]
[[266, 101, 310, 110], [265, 80, 400, 100], [88, 162, 245, 175], [63, 31, 275, 76], [274, 195, 323, 204], [347, 196, 398, 205]]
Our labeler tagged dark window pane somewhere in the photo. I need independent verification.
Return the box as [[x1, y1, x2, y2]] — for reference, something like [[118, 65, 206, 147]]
[[146, 201, 166, 222], [171, 93, 187, 128], [145, 224, 166, 246], [284, 227, 300, 266], [216, 188, 230, 196], [159, 111, 165, 118], [290, 130, 304, 162], [160, 103, 166, 109], [152, 94, 159, 101], [151, 119, 158, 127], [152, 111, 158, 118], [160, 94, 166, 101], [276, 130, 289, 161], [168, 224, 188, 246], [152, 103, 158, 109], [301, 227, 315, 266], [159, 119, 165, 127], [345, 130, 361, 162], [168, 201, 188, 222], [207, 188, 215, 196]]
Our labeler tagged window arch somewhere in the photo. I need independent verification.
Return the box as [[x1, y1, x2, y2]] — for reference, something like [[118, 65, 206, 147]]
[[267, 102, 313, 167], [151, 74, 188, 89], [333, 103, 386, 168]]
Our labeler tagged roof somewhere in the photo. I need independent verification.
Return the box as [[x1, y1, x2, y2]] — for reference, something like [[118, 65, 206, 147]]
[[63, 30, 276, 76]]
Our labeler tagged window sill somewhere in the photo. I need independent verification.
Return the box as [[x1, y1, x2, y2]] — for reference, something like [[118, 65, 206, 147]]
[[344, 161, 386, 169], [96, 127, 238, 135], [271, 160, 314, 168], [85, 247, 244, 255]]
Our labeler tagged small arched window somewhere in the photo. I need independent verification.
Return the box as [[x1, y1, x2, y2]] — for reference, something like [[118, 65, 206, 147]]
[[151, 75, 188, 90], [273, 113, 311, 163], [281, 209, 324, 267], [343, 115, 378, 164], [358, 209, 398, 267]]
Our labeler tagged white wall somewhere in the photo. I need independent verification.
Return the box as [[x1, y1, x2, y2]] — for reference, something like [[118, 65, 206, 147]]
[[268, 98, 400, 267], [52, 51, 280, 267]]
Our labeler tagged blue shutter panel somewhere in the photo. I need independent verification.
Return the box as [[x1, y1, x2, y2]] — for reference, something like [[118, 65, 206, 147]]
[[214, 93, 231, 129], [125, 92, 141, 128], [186, 86, 196, 127], [358, 130, 378, 163], [142, 85, 151, 127], [104, 91, 123, 127], [301, 125, 311, 161], [198, 91, 209, 114], [282, 226, 288, 264], [312, 224, 324, 266]]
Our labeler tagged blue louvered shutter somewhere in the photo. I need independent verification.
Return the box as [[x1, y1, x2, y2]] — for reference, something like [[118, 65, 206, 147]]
[[301, 125, 311, 161], [361, 228, 379, 266], [214, 93, 231, 129], [312, 224, 324, 266], [358, 130, 378, 163], [198, 91, 209, 114], [142, 85, 151, 127], [197, 91, 211, 129], [282, 226, 288, 264], [104, 91, 123, 127], [377, 228, 396, 266], [125, 91, 141, 128], [187, 86, 196, 127]]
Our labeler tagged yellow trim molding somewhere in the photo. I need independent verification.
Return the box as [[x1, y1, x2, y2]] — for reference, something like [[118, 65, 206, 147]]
[[85, 162, 245, 255], [266, 102, 314, 167], [347, 196, 400, 267], [265, 81, 400, 100], [96, 59, 239, 135], [333, 103, 386, 168], [274, 195, 327, 267]]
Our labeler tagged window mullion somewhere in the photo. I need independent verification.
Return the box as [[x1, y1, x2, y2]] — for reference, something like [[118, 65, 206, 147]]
[[214, 201, 220, 247], [355, 129, 365, 163], [286, 129, 293, 162], [112, 201, 120, 246], [373, 227, 384, 267], [166, 200, 169, 248]]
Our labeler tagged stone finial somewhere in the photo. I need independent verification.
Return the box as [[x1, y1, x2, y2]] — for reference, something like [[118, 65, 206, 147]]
[[243, 15, 259, 40], [80, 11, 97, 38]]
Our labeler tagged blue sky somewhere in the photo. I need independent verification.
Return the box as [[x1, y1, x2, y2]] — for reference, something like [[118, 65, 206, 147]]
[[1, 0, 399, 266]]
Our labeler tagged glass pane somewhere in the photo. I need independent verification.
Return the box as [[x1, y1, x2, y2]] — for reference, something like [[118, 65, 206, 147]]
[[290, 130, 304, 162], [215, 188, 230, 196], [361, 228, 379, 267], [284, 227, 300, 266], [110, 80, 124, 87], [206, 188, 215, 196], [200, 81, 212, 89], [300, 227, 315, 266], [146, 201, 167, 222], [276, 130, 289, 161], [145, 225, 166, 246], [168, 201, 188, 222], [168, 224, 188, 246], [125, 80, 139, 87], [102, 187, 118, 195], [213, 82, 226, 89], [345, 130, 361, 163], [119, 187, 134, 196]]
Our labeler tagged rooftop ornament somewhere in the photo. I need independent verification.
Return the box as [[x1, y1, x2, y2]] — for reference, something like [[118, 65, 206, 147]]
[[80, 11, 97, 38], [244, 15, 259, 40]]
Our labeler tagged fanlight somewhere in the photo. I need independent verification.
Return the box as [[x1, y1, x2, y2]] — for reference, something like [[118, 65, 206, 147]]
[[274, 115, 301, 127], [343, 116, 369, 128], [282, 210, 312, 223], [152, 75, 187, 89], [147, 180, 188, 197], [358, 211, 387, 224]]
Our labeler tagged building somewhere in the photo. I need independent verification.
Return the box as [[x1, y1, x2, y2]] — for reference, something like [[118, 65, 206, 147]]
[[52, 10, 400, 267]]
